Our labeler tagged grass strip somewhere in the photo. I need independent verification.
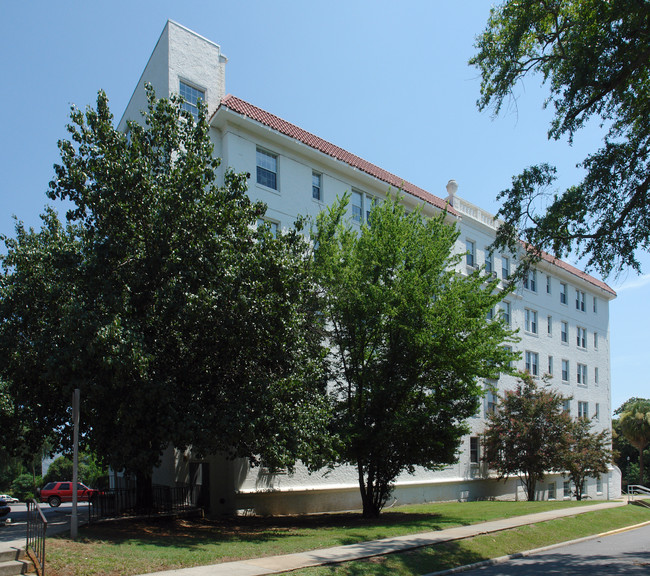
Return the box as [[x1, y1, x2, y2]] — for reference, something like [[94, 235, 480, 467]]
[[283, 505, 650, 575], [44, 500, 615, 576]]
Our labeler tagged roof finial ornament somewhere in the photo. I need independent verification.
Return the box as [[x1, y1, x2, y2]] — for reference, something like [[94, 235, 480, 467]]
[[446, 179, 458, 206]]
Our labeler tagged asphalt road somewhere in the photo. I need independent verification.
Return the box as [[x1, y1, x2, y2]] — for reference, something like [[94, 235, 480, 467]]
[[456, 523, 650, 576], [0, 502, 87, 545]]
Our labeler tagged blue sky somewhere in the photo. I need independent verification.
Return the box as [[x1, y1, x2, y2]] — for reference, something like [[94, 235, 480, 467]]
[[0, 1, 647, 412]]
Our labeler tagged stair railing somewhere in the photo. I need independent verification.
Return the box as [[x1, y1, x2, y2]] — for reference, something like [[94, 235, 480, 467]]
[[26, 499, 48, 576]]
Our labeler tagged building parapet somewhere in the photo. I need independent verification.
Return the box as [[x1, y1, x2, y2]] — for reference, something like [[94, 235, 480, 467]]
[[452, 195, 499, 230]]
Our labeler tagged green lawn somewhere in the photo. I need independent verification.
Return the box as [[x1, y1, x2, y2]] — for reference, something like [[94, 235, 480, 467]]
[[45, 500, 648, 576], [285, 505, 650, 576]]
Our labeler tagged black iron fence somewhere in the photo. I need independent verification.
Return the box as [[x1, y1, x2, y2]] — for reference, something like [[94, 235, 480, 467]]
[[89, 484, 200, 523], [26, 499, 48, 576]]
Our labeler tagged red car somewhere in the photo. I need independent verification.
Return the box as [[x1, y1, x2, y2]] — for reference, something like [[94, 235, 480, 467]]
[[38, 482, 99, 507]]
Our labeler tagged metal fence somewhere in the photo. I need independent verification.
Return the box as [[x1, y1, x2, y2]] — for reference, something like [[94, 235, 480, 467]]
[[26, 499, 48, 576], [89, 484, 200, 523], [627, 484, 650, 508]]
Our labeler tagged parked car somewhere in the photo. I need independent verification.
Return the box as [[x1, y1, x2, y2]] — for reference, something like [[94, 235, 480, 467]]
[[0, 494, 18, 504], [0, 496, 10, 525], [38, 482, 100, 507]]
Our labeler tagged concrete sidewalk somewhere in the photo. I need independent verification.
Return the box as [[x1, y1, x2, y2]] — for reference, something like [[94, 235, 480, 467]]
[[0, 503, 87, 557], [133, 501, 626, 576]]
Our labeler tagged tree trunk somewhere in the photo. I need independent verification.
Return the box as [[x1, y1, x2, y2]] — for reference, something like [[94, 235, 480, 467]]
[[523, 475, 536, 501], [136, 472, 154, 512], [361, 494, 382, 518], [357, 461, 386, 518], [640, 446, 645, 487]]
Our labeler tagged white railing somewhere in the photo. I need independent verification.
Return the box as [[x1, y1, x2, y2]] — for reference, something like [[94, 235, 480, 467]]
[[627, 484, 650, 505], [452, 197, 499, 230]]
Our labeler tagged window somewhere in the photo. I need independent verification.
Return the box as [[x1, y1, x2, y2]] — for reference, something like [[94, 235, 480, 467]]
[[596, 476, 603, 494], [523, 269, 537, 292], [501, 302, 511, 326], [578, 401, 589, 418], [547, 315, 552, 336], [466, 240, 476, 268], [352, 190, 375, 223], [548, 355, 554, 375], [560, 282, 567, 304], [594, 332, 598, 349], [577, 363, 587, 386], [179, 80, 204, 119], [563, 399, 571, 413], [548, 482, 556, 500], [503, 345, 513, 369], [595, 403, 600, 421], [564, 480, 572, 498], [256, 148, 278, 190], [486, 307, 494, 321], [562, 359, 569, 382], [576, 290, 586, 311], [525, 309, 538, 334], [365, 195, 376, 223], [470, 437, 480, 464], [546, 275, 552, 294], [593, 297, 598, 313], [486, 390, 498, 416], [257, 218, 279, 237], [351, 190, 363, 222], [502, 256, 510, 279], [576, 327, 587, 349], [561, 321, 568, 343], [485, 251, 493, 274], [595, 367, 599, 384], [525, 351, 539, 377], [312, 171, 322, 201]]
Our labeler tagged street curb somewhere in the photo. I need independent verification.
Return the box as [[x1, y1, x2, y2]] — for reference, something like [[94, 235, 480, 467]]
[[422, 519, 650, 576]]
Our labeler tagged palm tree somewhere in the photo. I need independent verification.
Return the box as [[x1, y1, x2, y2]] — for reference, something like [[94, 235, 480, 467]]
[[619, 400, 650, 486]]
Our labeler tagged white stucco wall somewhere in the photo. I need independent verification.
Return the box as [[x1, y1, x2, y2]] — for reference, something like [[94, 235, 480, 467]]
[[118, 20, 226, 132], [167, 21, 226, 119]]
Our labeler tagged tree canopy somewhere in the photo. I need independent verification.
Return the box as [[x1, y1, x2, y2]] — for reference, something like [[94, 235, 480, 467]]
[[561, 416, 611, 500], [482, 374, 571, 501], [617, 398, 650, 486], [471, 0, 650, 277], [0, 88, 331, 484], [613, 397, 650, 486], [314, 195, 518, 517]]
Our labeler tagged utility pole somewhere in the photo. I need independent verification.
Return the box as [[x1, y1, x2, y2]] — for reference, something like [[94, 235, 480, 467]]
[[71, 388, 80, 539]]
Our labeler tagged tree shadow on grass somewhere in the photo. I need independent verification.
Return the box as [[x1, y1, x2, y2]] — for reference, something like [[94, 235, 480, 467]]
[[49, 510, 478, 552], [50, 501, 587, 556]]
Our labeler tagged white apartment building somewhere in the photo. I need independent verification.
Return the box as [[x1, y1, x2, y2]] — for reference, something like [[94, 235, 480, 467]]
[[120, 21, 620, 516]]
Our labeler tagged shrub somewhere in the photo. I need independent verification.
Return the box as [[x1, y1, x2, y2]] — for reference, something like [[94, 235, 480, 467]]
[[11, 473, 41, 502]]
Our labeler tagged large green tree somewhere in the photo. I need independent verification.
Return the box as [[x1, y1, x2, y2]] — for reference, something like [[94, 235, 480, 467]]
[[560, 416, 611, 501], [617, 398, 650, 486], [482, 374, 572, 501], [613, 398, 650, 486], [0, 88, 331, 496], [314, 195, 518, 517], [471, 0, 650, 276], [42, 452, 108, 489]]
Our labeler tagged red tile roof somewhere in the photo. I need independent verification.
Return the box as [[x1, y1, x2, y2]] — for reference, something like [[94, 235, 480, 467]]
[[215, 95, 456, 215], [537, 249, 616, 297], [214, 95, 615, 298]]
